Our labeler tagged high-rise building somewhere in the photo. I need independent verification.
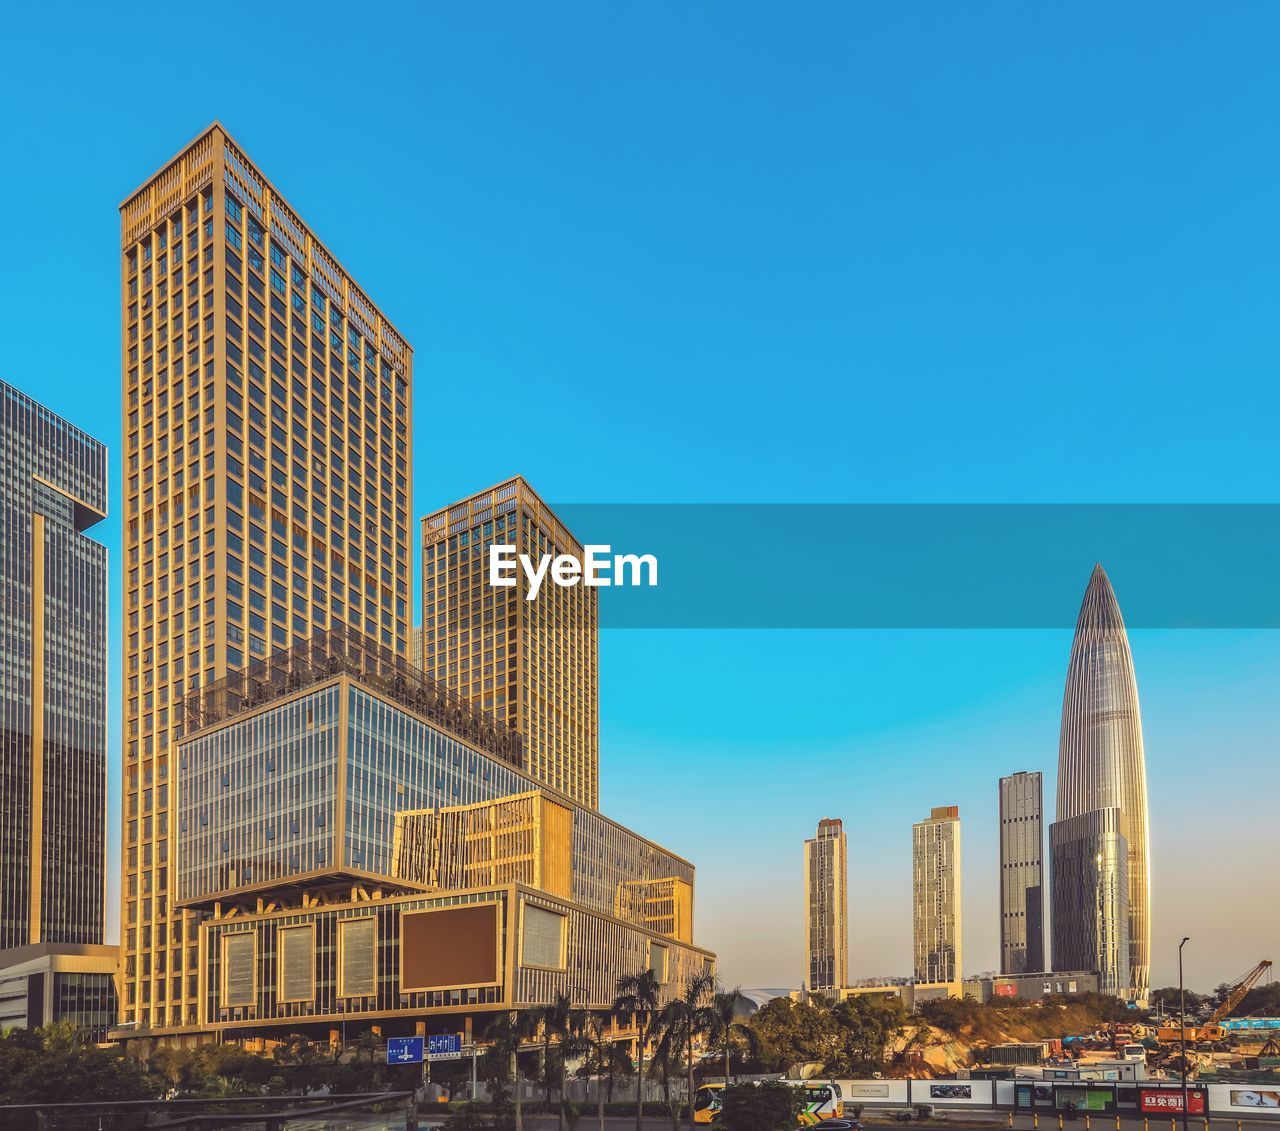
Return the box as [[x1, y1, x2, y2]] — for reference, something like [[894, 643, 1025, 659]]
[[804, 818, 848, 993], [1049, 808, 1130, 996], [1053, 564, 1150, 1001], [998, 771, 1044, 976], [421, 478, 598, 808], [912, 805, 962, 986], [0, 380, 108, 950], [118, 123, 412, 1034]]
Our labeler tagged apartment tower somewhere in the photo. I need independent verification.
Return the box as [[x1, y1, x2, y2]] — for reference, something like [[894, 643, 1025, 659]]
[[1053, 564, 1150, 1001], [998, 771, 1044, 975], [420, 478, 599, 808], [119, 124, 412, 1034], [0, 381, 107, 950], [804, 817, 848, 993], [912, 805, 962, 986]]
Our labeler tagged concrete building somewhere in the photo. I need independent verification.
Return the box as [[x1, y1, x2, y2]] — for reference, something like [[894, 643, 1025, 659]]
[[1050, 808, 1130, 996], [175, 628, 711, 1040], [999, 771, 1044, 976], [119, 123, 412, 1037], [421, 478, 598, 808], [0, 380, 108, 951], [0, 943, 118, 1041], [804, 817, 848, 993], [1054, 564, 1150, 1001], [913, 806, 962, 987], [963, 970, 1100, 1003]]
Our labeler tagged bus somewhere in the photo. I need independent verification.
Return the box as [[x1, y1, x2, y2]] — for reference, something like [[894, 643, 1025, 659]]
[[693, 1082, 843, 1126]]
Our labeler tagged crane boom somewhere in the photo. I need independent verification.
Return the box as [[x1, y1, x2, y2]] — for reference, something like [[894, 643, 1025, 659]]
[[1199, 960, 1273, 1040]]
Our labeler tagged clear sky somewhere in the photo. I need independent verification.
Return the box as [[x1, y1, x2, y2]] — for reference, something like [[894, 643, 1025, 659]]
[[2, 2, 1277, 993]]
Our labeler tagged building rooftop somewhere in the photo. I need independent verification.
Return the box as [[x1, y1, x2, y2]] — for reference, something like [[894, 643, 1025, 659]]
[[180, 624, 523, 767]]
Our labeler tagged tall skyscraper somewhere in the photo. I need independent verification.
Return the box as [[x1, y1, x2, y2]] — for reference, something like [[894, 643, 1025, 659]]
[[804, 817, 848, 993], [1053, 564, 1150, 1001], [998, 771, 1044, 975], [119, 123, 412, 1032], [421, 477, 599, 808], [1050, 807, 1130, 995], [912, 805, 962, 986], [0, 380, 107, 949]]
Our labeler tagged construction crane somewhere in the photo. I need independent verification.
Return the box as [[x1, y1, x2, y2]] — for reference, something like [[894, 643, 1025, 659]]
[[1157, 960, 1273, 1044]]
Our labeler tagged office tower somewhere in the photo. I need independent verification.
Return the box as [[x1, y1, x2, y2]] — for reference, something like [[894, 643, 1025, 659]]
[[175, 628, 710, 1040], [421, 477, 599, 808], [912, 806, 962, 985], [119, 124, 412, 1033], [1054, 564, 1150, 1001], [804, 818, 848, 993], [998, 771, 1044, 975], [411, 623, 424, 669], [1049, 808, 1130, 996], [0, 381, 107, 949]]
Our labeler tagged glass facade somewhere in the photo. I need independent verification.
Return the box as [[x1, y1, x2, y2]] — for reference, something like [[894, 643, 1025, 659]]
[[1049, 807, 1131, 996], [179, 678, 696, 942], [120, 124, 412, 1030], [1055, 564, 1150, 1000], [421, 478, 599, 808], [0, 379, 107, 950]]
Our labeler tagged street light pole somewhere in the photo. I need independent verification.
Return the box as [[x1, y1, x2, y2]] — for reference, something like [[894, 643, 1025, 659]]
[[1179, 937, 1191, 1131]]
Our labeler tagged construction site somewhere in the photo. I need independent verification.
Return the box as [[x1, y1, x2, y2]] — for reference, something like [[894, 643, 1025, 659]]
[[952, 962, 1280, 1089]]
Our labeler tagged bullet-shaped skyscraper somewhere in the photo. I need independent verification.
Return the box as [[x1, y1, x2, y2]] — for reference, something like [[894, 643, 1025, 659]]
[[1052, 564, 1150, 1001], [804, 818, 848, 993], [998, 771, 1044, 975]]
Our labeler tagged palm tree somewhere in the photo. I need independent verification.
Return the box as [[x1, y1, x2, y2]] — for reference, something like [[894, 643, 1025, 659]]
[[540, 992, 575, 1131], [613, 969, 661, 1131], [660, 969, 716, 1131], [704, 987, 758, 1085], [489, 1008, 541, 1131], [578, 1014, 633, 1131]]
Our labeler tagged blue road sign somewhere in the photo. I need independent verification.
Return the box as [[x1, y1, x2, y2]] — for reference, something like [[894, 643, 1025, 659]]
[[428, 1032, 464, 1059], [386, 1036, 425, 1065]]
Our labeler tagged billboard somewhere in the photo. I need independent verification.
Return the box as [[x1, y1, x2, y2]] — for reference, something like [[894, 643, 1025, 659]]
[[994, 982, 1017, 998], [1230, 1091, 1280, 1110], [930, 1085, 973, 1099], [1141, 1090, 1205, 1114]]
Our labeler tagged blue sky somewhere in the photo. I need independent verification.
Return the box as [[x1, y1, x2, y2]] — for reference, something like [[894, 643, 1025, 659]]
[[2, 2, 1277, 991]]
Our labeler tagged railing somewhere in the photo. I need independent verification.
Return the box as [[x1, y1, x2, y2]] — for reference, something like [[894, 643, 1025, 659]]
[[180, 624, 523, 767]]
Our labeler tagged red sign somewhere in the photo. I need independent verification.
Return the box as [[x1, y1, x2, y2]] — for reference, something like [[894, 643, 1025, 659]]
[[993, 982, 1017, 998], [1140, 1091, 1205, 1115]]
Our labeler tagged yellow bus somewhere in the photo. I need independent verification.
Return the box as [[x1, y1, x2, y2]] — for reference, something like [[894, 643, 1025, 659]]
[[693, 1082, 843, 1125]]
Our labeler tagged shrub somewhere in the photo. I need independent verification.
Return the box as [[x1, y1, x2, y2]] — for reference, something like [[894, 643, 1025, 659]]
[[721, 1081, 804, 1131]]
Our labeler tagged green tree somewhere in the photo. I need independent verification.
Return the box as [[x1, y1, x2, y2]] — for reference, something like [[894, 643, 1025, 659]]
[[488, 1008, 542, 1131], [0, 1026, 158, 1105], [657, 969, 715, 1131], [613, 968, 662, 1131], [539, 992, 575, 1131], [704, 988, 759, 1084], [577, 1014, 633, 1131], [276, 1034, 327, 1094], [744, 997, 838, 1073], [720, 1080, 802, 1131]]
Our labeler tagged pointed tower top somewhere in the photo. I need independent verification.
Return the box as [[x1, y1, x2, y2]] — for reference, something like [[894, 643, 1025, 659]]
[[1075, 562, 1126, 635]]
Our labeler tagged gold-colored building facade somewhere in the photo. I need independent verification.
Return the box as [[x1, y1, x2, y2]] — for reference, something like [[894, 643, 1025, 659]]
[[119, 123, 411, 1035], [420, 478, 599, 808]]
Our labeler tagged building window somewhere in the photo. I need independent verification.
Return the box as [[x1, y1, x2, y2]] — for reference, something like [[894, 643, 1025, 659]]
[[222, 933, 256, 1007]]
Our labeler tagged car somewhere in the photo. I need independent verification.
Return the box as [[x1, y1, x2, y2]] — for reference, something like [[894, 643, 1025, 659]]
[[811, 1120, 863, 1131]]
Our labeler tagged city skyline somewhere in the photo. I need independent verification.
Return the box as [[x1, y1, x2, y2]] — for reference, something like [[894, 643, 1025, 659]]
[[2, 3, 1278, 997]]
